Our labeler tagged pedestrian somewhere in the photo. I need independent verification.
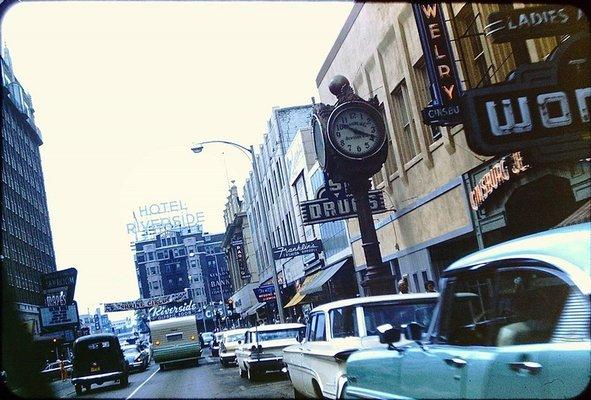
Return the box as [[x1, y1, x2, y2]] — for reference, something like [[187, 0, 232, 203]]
[[398, 277, 409, 294], [424, 280, 437, 292], [59, 357, 67, 381]]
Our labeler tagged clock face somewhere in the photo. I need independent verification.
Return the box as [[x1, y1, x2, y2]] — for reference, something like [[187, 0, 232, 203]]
[[312, 115, 326, 167], [328, 103, 385, 159]]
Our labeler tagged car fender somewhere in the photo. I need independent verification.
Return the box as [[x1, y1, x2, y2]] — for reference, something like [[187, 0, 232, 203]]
[[336, 375, 348, 399]]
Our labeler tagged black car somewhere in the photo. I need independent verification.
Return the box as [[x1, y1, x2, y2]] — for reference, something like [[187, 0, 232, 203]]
[[71, 334, 129, 395]]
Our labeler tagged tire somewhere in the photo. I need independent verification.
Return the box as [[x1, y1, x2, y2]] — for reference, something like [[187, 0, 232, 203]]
[[294, 387, 306, 399], [160, 364, 165, 371], [75, 384, 82, 395], [120, 374, 129, 387], [312, 380, 323, 399]]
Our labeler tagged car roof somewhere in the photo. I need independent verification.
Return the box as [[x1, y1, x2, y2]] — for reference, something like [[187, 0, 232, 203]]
[[222, 328, 247, 336], [74, 333, 118, 344], [446, 223, 591, 277], [245, 323, 304, 332], [148, 315, 196, 328], [310, 292, 439, 313]]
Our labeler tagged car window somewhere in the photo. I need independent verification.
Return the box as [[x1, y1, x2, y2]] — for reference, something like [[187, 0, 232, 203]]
[[306, 314, 317, 341], [226, 333, 244, 342], [312, 313, 326, 341], [440, 267, 572, 347], [330, 306, 359, 338], [257, 328, 301, 341], [363, 302, 436, 336]]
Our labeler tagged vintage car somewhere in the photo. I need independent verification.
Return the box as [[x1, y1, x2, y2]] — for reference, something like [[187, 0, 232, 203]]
[[345, 223, 591, 399], [70, 334, 129, 395], [235, 323, 305, 381], [200, 331, 214, 348], [283, 293, 438, 399], [121, 344, 150, 372], [219, 328, 247, 366]]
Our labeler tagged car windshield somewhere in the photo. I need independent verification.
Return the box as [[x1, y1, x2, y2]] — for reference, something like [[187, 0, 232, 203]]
[[225, 333, 244, 342], [122, 347, 138, 354], [256, 329, 300, 341], [363, 302, 437, 336]]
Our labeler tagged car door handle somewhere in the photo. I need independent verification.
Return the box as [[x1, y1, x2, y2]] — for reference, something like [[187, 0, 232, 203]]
[[444, 357, 467, 368], [508, 361, 542, 374]]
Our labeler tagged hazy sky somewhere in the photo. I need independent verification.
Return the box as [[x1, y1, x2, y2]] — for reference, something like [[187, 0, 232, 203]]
[[2, 0, 353, 319]]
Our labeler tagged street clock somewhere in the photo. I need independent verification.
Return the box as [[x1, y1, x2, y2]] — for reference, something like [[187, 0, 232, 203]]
[[327, 101, 386, 160]]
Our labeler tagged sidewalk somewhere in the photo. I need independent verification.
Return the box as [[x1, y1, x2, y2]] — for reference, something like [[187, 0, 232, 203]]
[[50, 379, 74, 398]]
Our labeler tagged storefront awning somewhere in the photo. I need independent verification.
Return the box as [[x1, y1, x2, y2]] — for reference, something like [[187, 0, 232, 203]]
[[245, 302, 266, 316], [283, 271, 322, 308], [300, 258, 349, 295]]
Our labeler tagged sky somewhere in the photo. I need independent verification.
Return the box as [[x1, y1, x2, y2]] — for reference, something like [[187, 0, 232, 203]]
[[1, 0, 354, 320]]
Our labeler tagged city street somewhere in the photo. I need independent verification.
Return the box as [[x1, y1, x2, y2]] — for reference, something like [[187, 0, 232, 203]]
[[54, 357, 292, 399]]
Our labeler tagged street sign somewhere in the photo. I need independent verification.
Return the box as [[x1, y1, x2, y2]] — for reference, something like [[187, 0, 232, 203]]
[[272, 240, 323, 260], [300, 179, 387, 225]]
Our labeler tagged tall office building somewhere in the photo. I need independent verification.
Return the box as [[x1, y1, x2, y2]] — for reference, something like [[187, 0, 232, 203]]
[[132, 226, 232, 308], [1, 47, 58, 335]]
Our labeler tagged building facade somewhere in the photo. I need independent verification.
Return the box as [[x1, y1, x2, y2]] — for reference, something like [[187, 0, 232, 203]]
[[132, 227, 232, 309], [314, 3, 590, 294], [1, 47, 58, 335], [241, 105, 313, 321]]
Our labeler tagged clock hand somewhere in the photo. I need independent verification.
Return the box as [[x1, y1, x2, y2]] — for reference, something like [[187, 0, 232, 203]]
[[343, 124, 374, 137]]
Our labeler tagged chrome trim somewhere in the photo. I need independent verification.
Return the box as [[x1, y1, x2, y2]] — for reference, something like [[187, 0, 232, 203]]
[[72, 371, 122, 382]]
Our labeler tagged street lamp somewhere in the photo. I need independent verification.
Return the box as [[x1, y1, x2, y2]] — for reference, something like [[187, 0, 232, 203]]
[[190, 140, 286, 323]]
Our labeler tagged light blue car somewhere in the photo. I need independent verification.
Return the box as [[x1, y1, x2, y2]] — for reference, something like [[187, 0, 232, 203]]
[[345, 223, 591, 399]]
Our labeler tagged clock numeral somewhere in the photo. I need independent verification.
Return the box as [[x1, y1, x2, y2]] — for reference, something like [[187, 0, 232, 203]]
[[336, 131, 341, 138], [347, 145, 352, 150], [365, 142, 370, 149], [371, 126, 376, 133], [340, 140, 345, 146], [357, 146, 362, 152], [350, 112, 356, 119]]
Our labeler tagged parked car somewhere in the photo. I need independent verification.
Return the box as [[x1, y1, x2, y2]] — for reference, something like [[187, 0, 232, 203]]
[[210, 332, 224, 357], [236, 323, 305, 381], [70, 334, 129, 395], [345, 223, 591, 399], [200, 332, 214, 348], [41, 360, 73, 381], [219, 328, 247, 367], [284, 293, 438, 399], [121, 344, 149, 372]]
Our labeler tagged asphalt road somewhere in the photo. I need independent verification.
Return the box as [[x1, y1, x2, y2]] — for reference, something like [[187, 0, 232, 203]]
[[59, 356, 293, 399]]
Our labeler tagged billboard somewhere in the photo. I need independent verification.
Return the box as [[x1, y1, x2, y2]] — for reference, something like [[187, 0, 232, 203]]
[[41, 268, 77, 307]]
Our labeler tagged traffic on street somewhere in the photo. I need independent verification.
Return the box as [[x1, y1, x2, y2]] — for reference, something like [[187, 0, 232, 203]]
[[1, 1, 590, 399]]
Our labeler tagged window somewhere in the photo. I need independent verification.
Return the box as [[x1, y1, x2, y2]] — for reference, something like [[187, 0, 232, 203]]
[[363, 302, 436, 336], [312, 313, 326, 341], [438, 266, 572, 347], [330, 307, 359, 338], [392, 82, 419, 162], [256, 328, 301, 342], [306, 314, 317, 341], [414, 60, 442, 143]]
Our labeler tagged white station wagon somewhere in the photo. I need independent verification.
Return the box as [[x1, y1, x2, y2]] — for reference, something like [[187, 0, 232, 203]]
[[283, 293, 438, 399], [235, 323, 305, 381]]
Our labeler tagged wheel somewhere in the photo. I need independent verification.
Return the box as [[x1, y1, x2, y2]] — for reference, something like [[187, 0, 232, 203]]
[[84, 384, 91, 392], [160, 364, 165, 371], [247, 366, 259, 382], [294, 387, 306, 399], [75, 384, 82, 395], [120, 374, 129, 387]]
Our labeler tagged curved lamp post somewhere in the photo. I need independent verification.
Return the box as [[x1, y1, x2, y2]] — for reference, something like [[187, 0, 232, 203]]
[[190, 140, 285, 323]]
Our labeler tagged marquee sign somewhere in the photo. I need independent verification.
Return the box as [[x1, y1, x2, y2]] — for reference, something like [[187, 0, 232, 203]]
[[413, 3, 462, 126], [147, 300, 227, 322], [232, 233, 251, 280], [469, 152, 529, 210], [486, 5, 588, 43], [462, 33, 590, 162], [300, 179, 387, 225], [272, 240, 323, 260], [41, 268, 77, 307], [104, 291, 189, 312], [40, 302, 79, 330]]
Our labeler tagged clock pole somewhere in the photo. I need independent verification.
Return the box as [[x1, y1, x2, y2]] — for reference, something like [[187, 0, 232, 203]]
[[327, 76, 394, 296]]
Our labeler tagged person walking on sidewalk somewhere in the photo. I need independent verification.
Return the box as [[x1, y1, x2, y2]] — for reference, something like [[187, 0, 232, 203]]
[[58, 357, 67, 381]]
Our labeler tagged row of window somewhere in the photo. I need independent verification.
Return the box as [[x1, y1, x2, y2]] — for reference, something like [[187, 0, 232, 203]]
[[2, 207, 53, 255], [3, 187, 52, 238], [2, 150, 48, 216]]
